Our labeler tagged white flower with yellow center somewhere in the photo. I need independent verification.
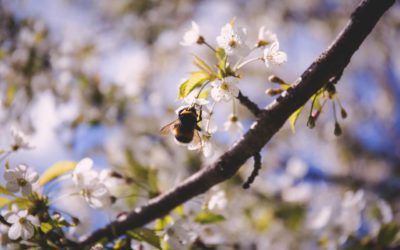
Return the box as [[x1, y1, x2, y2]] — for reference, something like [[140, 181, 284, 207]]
[[211, 77, 239, 102], [223, 114, 244, 136], [4, 164, 39, 196], [180, 21, 204, 46], [256, 26, 278, 47], [1, 207, 39, 240], [216, 22, 249, 56], [10, 127, 34, 151], [263, 41, 287, 68]]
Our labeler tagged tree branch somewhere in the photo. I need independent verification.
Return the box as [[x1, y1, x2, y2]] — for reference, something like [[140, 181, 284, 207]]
[[78, 0, 395, 247]]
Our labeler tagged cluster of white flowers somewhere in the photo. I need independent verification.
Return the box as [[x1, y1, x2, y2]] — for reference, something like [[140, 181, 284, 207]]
[[176, 21, 288, 157], [71, 158, 111, 208]]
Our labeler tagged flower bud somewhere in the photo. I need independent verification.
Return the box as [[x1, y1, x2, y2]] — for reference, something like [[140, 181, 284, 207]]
[[197, 35, 205, 45], [265, 88, 283, 96], [268, 75, 286, 85], [341, 108, 347, 119], [307, 116, 315, 129], [334, 122, 342, 136]]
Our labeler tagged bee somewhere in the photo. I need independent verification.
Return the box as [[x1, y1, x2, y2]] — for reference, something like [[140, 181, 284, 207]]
[[160, 106, 202, 144]]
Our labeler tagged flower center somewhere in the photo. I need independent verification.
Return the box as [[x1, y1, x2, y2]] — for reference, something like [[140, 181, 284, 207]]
[[220, 82, 229, 91], [17, 178, 28, 187], [228, 39, 237, 48], [19, 217, 27, 224]]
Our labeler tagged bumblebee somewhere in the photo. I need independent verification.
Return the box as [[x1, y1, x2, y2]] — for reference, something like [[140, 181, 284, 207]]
[[160, 106, 202, 144]]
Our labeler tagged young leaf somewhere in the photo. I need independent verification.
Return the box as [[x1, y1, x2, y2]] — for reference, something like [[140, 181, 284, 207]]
[[289, 106, 304, 133], [178, 71, 210, 99], [40, 222, 53, 234], [194, 211, 225, 224], [128, 228, 161, 249], [193, 55, 213, 75], [0, 185, 14, 196], [215, 47, 226, 61], [0, 197, 10, 207], [39, 161, 77, 186]]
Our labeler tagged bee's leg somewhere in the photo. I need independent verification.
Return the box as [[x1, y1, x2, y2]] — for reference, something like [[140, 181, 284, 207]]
[[195, 124, 202, 131], [197, 106, 203, 122]]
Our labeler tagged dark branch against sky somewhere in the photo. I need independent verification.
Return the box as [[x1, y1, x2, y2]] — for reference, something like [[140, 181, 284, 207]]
[[78, 0, 396, 247]]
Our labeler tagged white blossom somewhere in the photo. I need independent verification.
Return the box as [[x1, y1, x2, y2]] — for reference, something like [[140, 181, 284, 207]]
[[4, 164, 39, 196], [211, 77, 240, 102], [72, 158, 111, 208], [282, 183, 312, 203], [2, 208, 39, 240], [263, 41, 287, 68], [223, 114, 243, 136], [180, 21, 203, 46], [208, 190, 227, 211], [79, 176, 111, 209], [72, 158, 98, 188], [10, 127, 34, 151], [216, 22, 249, 56], [256, 26, 278, 47]]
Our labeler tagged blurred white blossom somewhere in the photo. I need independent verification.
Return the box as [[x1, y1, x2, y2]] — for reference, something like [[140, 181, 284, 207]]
[[4, 164, 39, 196], [180, 21, 203, 46], [10, 127, 34, 151], [208, 190, 227, 211], [223, 114, 243, 136], [337, 190, 365, 236], [256, 26, 277, 47]]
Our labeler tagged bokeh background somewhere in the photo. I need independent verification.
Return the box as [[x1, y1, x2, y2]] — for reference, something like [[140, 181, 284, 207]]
[[1, 0, 400, 249]]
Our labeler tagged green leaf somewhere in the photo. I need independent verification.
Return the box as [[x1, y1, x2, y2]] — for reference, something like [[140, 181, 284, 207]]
[[40, 222, 53, 234], [154, 215, 173, 231], [377, 223, 399, 246], [0, 197, 10, 207], [128, 228, 161, 249], [289, 106, 304, 133], [193, 55, 213, 75], [8, 197, 30, 209], [178, 71, 211, 99], [194, 211, 225, 224], [39, 161, 77, 186], [0, 185, 14, 196]]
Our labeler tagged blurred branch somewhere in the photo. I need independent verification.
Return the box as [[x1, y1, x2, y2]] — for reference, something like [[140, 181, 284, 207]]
[[78, 0, 395, 247]]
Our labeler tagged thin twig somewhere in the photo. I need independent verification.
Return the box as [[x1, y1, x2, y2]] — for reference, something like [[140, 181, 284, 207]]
[[242, 152, 262, 189], [236, 91, 262, 117]]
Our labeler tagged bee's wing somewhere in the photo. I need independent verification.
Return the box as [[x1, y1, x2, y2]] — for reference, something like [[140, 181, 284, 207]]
[[160, 119, 179, 136], [193, 130, 203, 149]]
